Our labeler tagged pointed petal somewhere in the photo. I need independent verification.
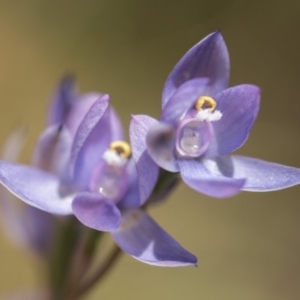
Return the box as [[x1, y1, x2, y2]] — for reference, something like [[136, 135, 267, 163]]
[[70, 95, 111, 189], [48, 75, 77, 125], [112, 209, 197, 266], [0, 161, 73, 215], [228, 155, 300, 191], [33, 124, 72, 175], [65, 92, 104, 136], [162, 31, 230, 106], [161, 78, 210, 126], [205, 85, 260, 157], [146, 122, 179, 172], [178, 159, 245, 198], [72, 192, 121, 231], [130, 115, 159, 204]]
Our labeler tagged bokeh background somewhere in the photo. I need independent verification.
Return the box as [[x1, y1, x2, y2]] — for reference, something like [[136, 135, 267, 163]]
[[0, 0, 300, 299]]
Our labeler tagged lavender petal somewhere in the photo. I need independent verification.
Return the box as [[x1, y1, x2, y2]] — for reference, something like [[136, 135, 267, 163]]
[[161, 78, 210, 126], [0, 161, 73, 215], [162, 31, 230, 106], [48, 75, 77, 126], [72, 192, 121, 231], [229, 155, 300, 191], [33, 124, 72, 176], [130, 115, 159, 204], [205, 84, 260, 157], [178, 159, 245, 198], [70, 94, 111, 189], [146, 122, 179, 172], [112, 209, 197, 266]]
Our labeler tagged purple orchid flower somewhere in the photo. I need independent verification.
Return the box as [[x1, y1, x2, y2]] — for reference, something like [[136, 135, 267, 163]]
[[132, 31, 300, 198], [0, 77, 197, 267]]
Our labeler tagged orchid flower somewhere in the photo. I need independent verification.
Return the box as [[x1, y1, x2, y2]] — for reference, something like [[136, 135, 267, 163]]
[[132, 31, 300, 198], [0, 78, 197, 266]]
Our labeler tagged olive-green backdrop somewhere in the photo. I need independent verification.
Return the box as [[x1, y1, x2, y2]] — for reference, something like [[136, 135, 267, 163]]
[[0, 1, 300, 299]]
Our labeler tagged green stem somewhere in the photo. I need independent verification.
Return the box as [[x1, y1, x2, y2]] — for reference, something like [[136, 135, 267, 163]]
[[68, 244, 122, 300], [48, 217, 81, 300]]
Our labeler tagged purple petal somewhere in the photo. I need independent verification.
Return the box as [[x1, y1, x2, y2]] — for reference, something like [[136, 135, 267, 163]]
[[110, 107, 124, 141], [19, 206, 56, 257], [146, 122, 179, 172], [33, 124, 72, 175], [178, 159, 245, 198], [118, 158, 141, 208], [4, 163, 55, 257], [130, 115, 159, 204], [161, 78, 210, 126], [72, 192, 121, 231], [0, 128, 56, 256], [111, 209, 197, 266], [205, 84, 260, 157], [0, 161, 73, 215], [70, 95, 111, 189], [162, 31, 230, 106], [48, 75, 77, 126], [227, 155, 300, 191], [65, 93, 103, 136]]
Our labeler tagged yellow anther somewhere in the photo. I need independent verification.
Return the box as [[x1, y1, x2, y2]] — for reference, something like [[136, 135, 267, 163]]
[[195, 96, 217, 112], [109, 141, 131, 158]]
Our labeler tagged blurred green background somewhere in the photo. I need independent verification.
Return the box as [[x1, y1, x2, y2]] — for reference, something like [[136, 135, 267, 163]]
[[1, 0, 300, 299]]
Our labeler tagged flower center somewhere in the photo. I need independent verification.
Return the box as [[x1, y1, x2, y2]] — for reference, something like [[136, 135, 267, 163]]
[[176, 96, 222, 157], [109, 140, 131, 158], [90, 141, 131, 202], [176, 119, 212, 157], [195, 95, 217, 111], [194, 96, 222, 122]]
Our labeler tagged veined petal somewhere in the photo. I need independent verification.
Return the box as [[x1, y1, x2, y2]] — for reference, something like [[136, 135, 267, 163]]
[[146, 122, 179, 172], [65, 92, 103, 136], [161, 78, 210, 126], [48, 75, 77, 126], [70, 94, 111, 189], [227, 155, 300, 191], [0, 161, 73, 215], [72, 192, 121, 231], [178, 159, 245, 198], [162, 31, 230, 106], [205, 84, 260, 157], [33, 124, 72, 176], [111, 209, 197, 267], [130, 115, 159, 204]]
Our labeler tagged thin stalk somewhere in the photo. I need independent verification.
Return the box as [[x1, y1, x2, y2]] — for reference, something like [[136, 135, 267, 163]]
[[48, 217, 80, 300], [68, 245, 122, 300]]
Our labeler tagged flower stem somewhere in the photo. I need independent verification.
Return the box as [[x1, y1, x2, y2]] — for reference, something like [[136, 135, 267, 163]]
[[68, 244, 122, 300], [48, 217, 81, 300]]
